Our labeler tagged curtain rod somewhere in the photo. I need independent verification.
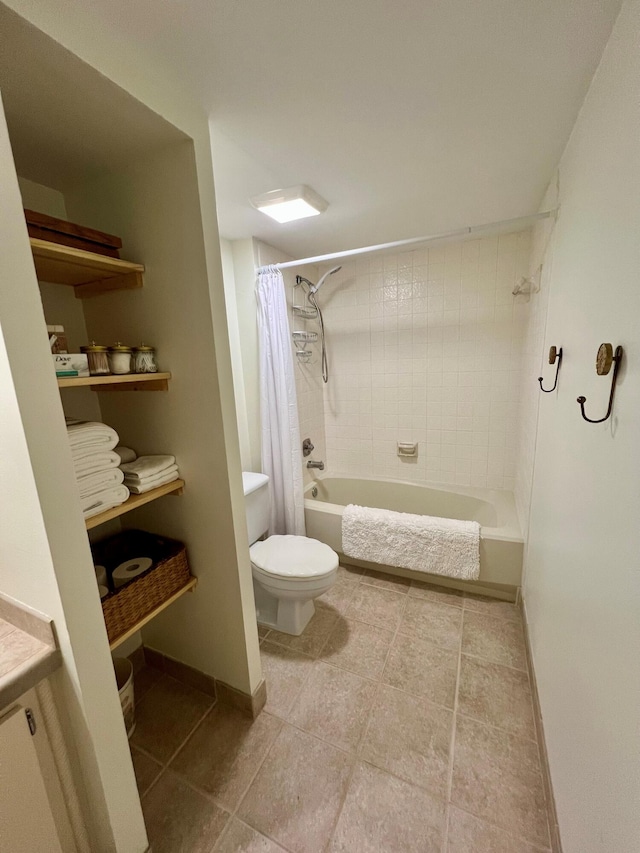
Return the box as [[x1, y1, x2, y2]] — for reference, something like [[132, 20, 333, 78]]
[[257, 210, 556, 273]]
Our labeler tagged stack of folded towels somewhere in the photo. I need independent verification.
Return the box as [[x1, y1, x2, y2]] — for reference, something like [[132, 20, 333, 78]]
[[66, 419, 130, 519], [120, 453, 180, 494]]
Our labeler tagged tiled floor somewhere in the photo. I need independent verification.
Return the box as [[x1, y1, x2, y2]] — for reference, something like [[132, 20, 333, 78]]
[[132, 566, 554, 852]]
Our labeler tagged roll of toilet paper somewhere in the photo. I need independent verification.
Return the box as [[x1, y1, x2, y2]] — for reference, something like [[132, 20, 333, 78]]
[[98, 584, 109, 599], [94, 564, 107, 586], [113, 557, 153, 588]]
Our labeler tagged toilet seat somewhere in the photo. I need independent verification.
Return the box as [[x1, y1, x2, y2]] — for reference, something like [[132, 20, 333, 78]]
[[250, 534, 339, 579]]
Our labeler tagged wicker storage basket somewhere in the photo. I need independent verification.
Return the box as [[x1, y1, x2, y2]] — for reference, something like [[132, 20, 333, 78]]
[[92, 530, 191, 645]]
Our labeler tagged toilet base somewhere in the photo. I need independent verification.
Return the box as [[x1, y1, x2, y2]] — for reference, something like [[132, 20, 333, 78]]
[[253, 579, 316, 636]]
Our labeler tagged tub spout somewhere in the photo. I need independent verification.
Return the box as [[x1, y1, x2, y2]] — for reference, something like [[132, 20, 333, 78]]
[[306, 459, 325, 471]]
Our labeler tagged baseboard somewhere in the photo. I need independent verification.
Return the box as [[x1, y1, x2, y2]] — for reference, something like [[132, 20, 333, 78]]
[[520, 599, 563, 853], [216, 678, 267, 718], [137, 646, 266, 718]]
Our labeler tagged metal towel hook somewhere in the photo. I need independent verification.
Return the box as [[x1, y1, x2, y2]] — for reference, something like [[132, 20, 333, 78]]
[[538, 346, 563, 393], [577, 343, 624, 424]]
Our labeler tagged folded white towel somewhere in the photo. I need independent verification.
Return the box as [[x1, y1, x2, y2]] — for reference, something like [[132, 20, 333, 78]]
[[76, 468, 125, 499], [125, 469, 180, 495], [81, 485, 130, 519], [342, 504, 480, 581], [73, 451, 121, 478], [120, 455, 176, 480], [114, 446, 137, 465], [123, 464, 178, 486], [67, 420, 119, 454]]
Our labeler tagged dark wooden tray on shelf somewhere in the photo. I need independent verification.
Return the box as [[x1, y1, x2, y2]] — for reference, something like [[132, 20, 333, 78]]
[[24, 208, 122, 258]]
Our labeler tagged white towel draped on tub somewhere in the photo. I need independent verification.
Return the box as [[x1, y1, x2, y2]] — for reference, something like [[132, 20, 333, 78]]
[[342, 504, 480, 581]]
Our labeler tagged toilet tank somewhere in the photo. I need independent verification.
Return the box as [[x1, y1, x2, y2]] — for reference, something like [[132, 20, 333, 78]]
[[242, 472, 270, 544]]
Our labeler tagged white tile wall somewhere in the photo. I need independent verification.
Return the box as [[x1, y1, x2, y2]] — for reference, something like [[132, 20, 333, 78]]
[[314, 231, 532, 490], [514, 211, 557, 533]]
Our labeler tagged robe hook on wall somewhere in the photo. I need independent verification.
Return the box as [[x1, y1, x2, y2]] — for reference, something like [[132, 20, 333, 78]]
[[538, 346, 563, 392], [576, 343, 623, 424]]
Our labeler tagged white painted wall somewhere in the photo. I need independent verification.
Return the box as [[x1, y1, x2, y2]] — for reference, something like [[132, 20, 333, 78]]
[[220, 238, 252, 468], [523, 2, 640, 850], [230, 238, 262, 471]]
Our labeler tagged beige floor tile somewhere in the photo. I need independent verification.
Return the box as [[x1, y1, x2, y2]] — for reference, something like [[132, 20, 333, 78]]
[[320, 617, 394, 679], [288, 661, 376, 752], [260, 641, 314, 718], [447, 806, 550, 852], [320, 580, 358, 613], [336, 564, 365, 584], [382, 632, 458, 707], [267, 601, 339, 657], [142, 770, 229, 853], [133, 664, 164, 704], [458, 654, 535, 739], [345, 584, 407, 631], [409, 580, 464, 607], [464, 592, 521, 621], [257, 625, 270, 639], [331, 761, 445, 852], [361, 684, 453, 795], [170, 704, 282, 810], [216, 818, 288, 852], [362, 569, 411, 592], [399, 596, 463, 649], [238, 725, 352, 853], [451, 716, 550, 848], [130, 746, 163, 797], [462, 611, 527, 670], [130, 675, 214, 763]]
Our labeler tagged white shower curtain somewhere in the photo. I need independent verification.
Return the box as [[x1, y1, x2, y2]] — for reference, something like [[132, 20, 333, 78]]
[[256, 266, 306, 536]]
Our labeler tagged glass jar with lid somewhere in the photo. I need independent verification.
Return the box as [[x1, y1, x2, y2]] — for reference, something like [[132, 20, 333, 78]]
[[81, 342, 110, 375], [132, 344, 158, 374], [107, 343, 132, 375]]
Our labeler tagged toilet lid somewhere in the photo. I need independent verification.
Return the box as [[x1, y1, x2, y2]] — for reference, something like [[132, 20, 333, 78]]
[[250, 535, 339, 578]]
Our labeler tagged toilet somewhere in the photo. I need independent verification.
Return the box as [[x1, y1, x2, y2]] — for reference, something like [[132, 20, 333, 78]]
[[243, 472, 338, 635]]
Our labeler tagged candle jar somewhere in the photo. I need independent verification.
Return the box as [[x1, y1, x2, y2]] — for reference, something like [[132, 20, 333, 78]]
[[81, 343, 110, 375], [107, 343, 132, 375], [132, 344, 158, 374]]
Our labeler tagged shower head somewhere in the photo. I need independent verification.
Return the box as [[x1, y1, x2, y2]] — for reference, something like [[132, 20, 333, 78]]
[[309, 265, 342, 294]]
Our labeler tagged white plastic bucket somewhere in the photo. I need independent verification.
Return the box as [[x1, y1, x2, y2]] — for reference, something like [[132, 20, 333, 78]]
[[113, 658, 135, 738]]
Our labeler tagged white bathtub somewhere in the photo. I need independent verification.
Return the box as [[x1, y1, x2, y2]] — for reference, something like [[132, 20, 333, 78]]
[[304, 476, 523, 597]]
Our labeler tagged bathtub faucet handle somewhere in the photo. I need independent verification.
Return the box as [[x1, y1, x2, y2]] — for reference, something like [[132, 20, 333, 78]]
[[302, 438, 314, 457]]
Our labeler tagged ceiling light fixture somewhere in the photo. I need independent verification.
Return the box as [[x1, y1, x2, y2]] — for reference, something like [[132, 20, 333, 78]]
[[250, 185, 328, 224]]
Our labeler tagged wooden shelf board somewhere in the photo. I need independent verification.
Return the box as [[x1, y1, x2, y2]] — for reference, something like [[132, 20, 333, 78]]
[[108, 577, 198, 651], [85, 479, 185, 530], [58, 372, 171, 391], [30, 237, 144, 297]]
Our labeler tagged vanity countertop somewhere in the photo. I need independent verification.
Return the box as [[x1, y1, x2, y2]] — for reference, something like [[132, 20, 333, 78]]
[[0, 596, 61, 711]]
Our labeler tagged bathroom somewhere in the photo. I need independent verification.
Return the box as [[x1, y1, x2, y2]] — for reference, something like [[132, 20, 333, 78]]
[[0, 1, 637, 852]]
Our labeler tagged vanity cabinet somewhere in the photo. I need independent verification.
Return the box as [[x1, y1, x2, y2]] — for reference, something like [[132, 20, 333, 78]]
[[0, 704, 63, 852]]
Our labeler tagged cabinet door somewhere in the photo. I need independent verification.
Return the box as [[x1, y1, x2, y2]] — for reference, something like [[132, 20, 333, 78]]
[[0, 705, 62, 852]]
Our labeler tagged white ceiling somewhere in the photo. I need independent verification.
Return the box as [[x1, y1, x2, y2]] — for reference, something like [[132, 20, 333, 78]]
[[5, 0, 623, 259]]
